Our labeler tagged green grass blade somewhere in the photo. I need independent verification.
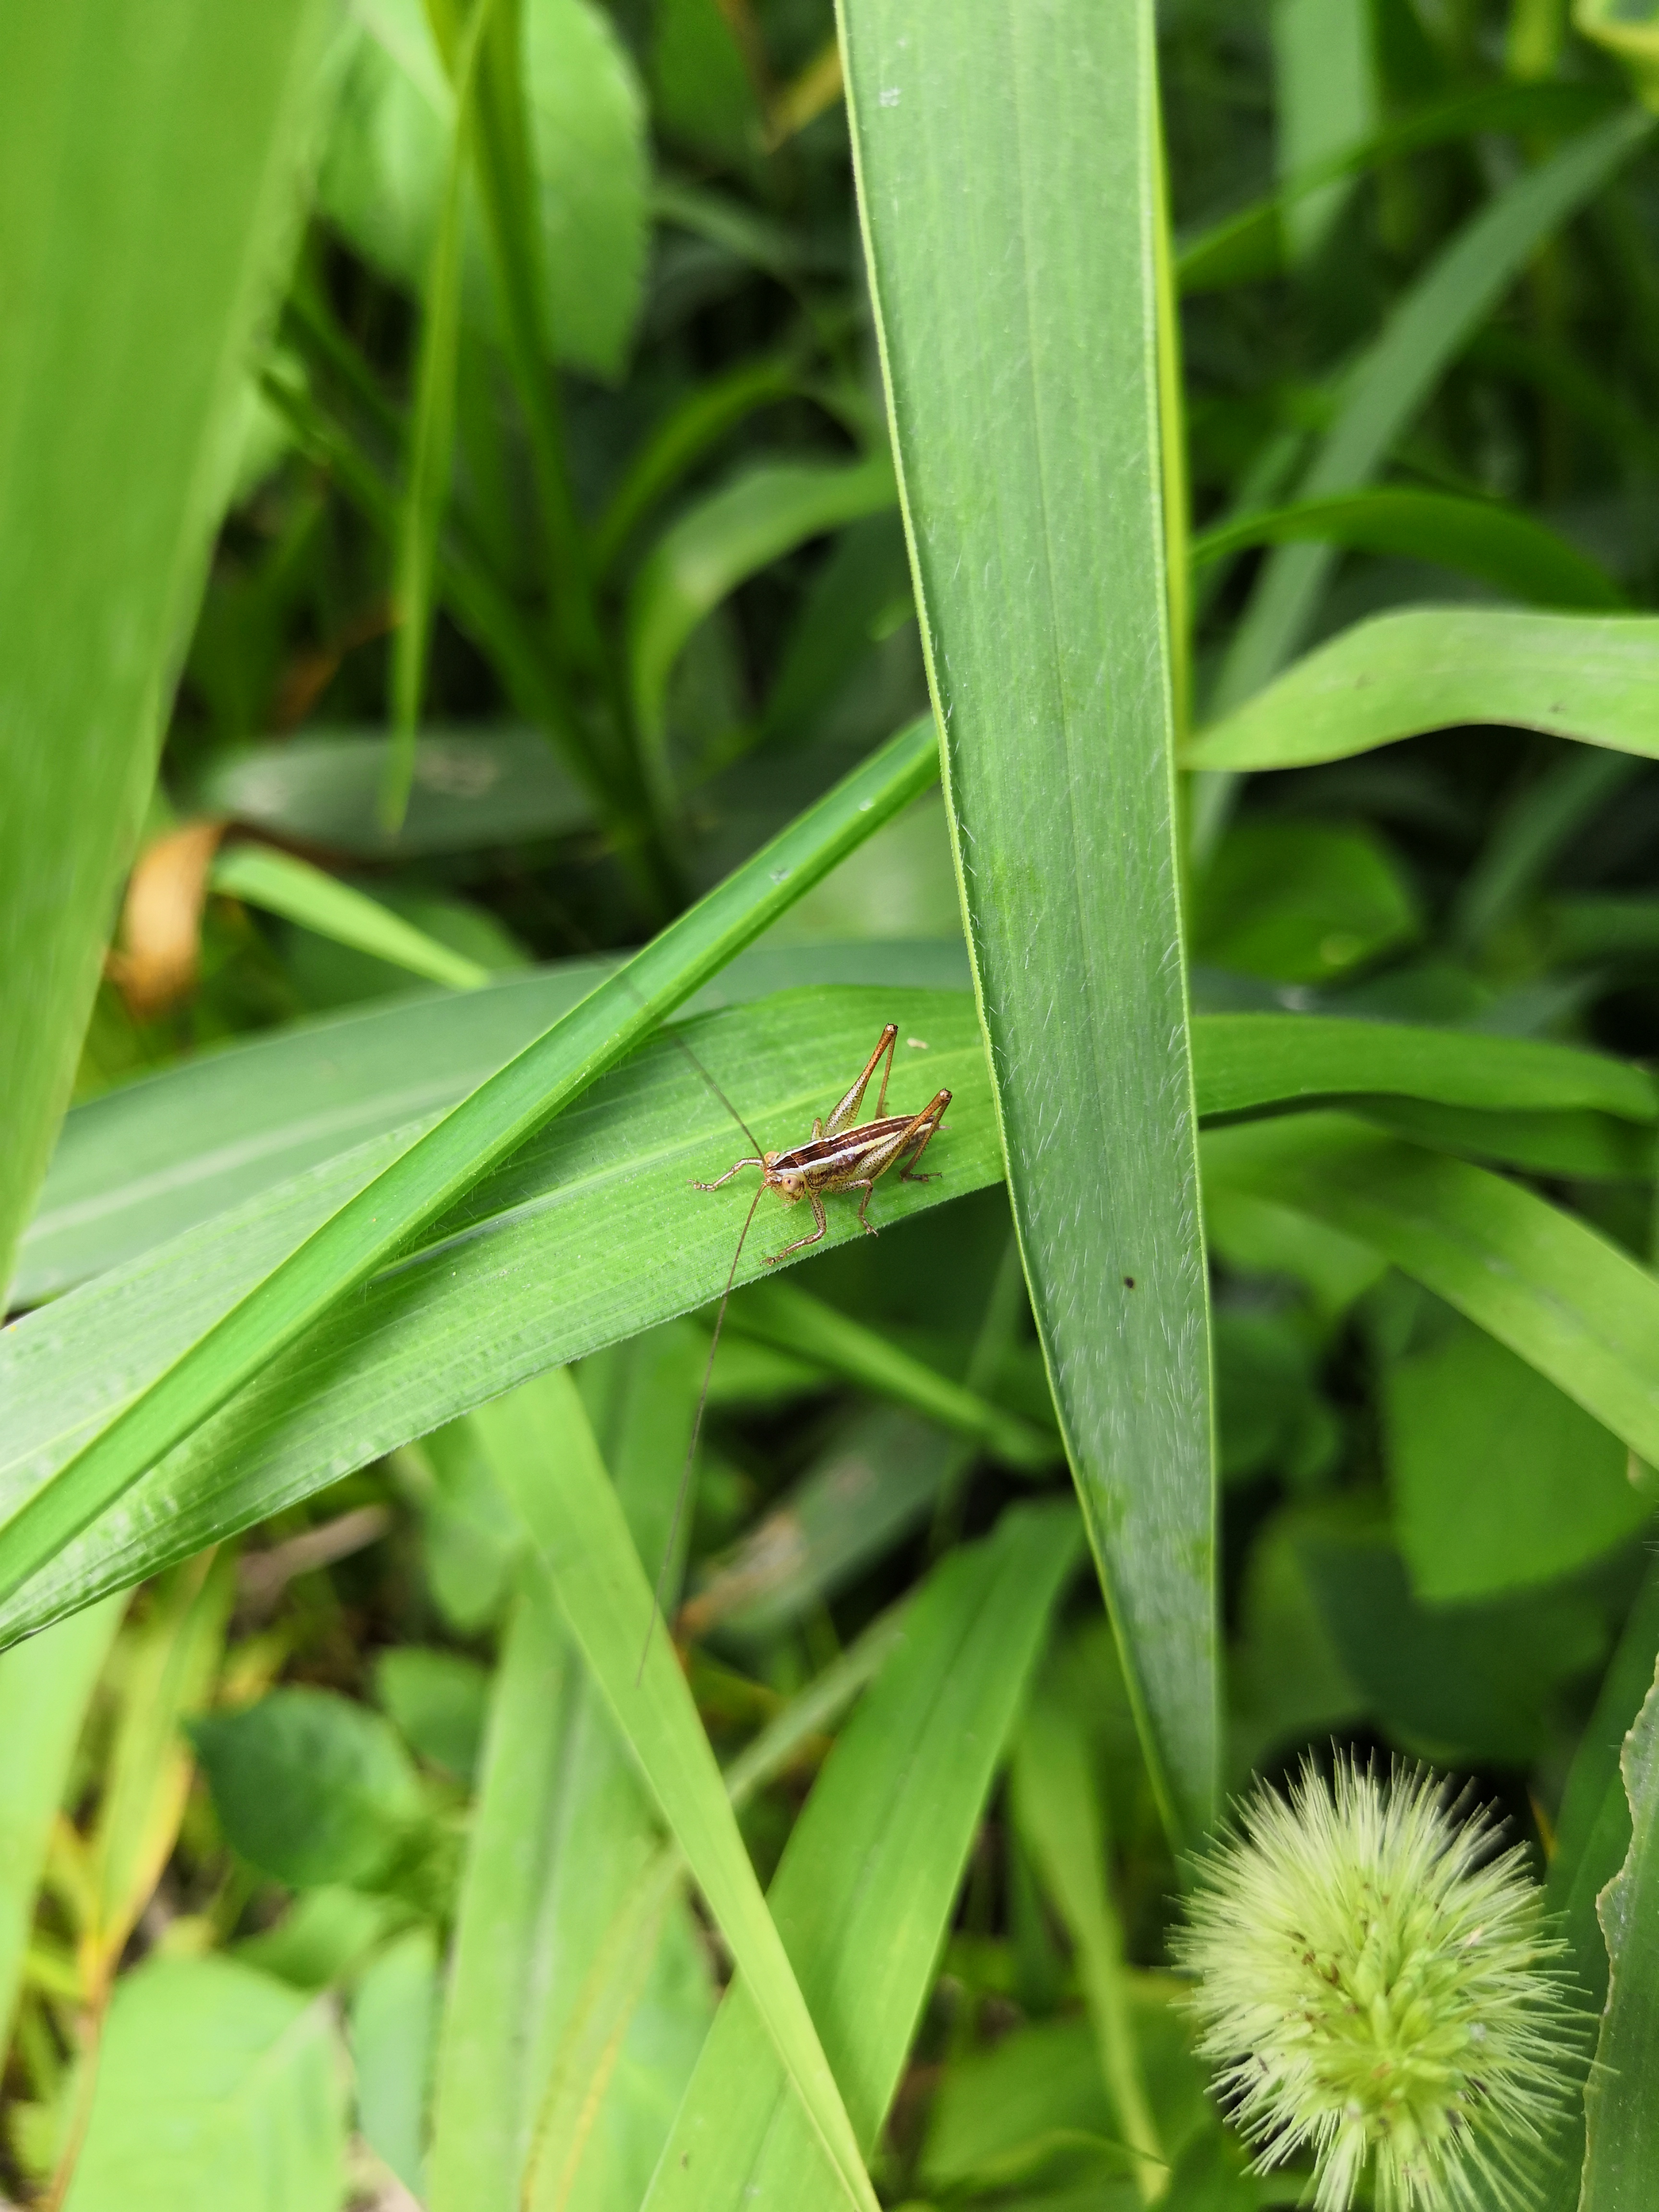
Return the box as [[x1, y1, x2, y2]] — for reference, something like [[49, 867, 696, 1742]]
[[1188, 608, 1659, 772], [1203, 1112, 1659, 1464], [641, 1503, 1081, 2212], [842, 0, 1217, 1842], [0, 986, 1000, 1638], [0, 0, 330, 1297], [626, 454, 896, 819], [429, 1325, 710, 2212], [0, 1597, 123, 2045], [1190, 488, 1624, 611], [1192, 1013, 1659, 1123], [0, 723, 937, 1611], [19, 943, 967, 1302], [1175, 80, 1617, 293], [195, 728, 592, 860], [210, 845, 491, 991], [426, 1563, 578, 2212], [593, 357, 802, 577], [470, 1368, 881, 2212], [1578, 1656, 1659, 2212], [1210, 108, 1652, 717], [1010, 1686, 1165, 2199], [382, 0, 495, 833], [1271, 0, 1375, 265], [724, 1280, 1058, 1470]]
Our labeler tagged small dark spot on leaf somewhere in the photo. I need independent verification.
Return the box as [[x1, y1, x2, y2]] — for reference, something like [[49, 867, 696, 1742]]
[[1123, 1275, 1136, 1288]]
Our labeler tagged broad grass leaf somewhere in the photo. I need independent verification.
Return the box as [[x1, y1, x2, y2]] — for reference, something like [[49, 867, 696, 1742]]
[[1578, 1656, 1659, 2210], [0, 0, 332, 1292], [1188, 608, 1659, 772], [844, 0, 1218, 1842], [1202, 1112, 1659, 1466], [0, 722, 939, 1617]]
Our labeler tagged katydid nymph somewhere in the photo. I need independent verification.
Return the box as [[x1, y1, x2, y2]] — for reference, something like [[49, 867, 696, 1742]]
[[638, 1021, 952, 1673], [693, 1020, 952, 1260]]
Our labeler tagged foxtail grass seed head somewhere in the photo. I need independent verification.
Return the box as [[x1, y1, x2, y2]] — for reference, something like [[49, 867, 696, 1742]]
[[1175, 1758, 1575, 2212]]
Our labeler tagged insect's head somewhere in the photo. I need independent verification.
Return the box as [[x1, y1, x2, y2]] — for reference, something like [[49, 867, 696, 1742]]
[[765, 1153, 807, 1203]]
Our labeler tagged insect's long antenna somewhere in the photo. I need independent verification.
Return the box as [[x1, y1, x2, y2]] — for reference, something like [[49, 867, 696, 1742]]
[[637, 1178, 766, 1683], [654, 1018, 765, 1157]]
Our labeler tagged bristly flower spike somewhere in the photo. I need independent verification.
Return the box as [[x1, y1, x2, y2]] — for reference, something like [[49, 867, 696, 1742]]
[[1175, 1756, 1578, 2212]]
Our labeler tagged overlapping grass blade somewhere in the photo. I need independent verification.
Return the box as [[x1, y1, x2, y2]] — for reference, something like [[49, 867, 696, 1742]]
[[1578, 1657, 1659, 2212], [0, 720, 937, 1613], [210, 845, 491, 992], [1187, 608, 1659, 772], [626, 454, 896, 817], [469, 1368, 880, 2212], [1208, 108, 1652, 718], [0, 0, 331, 1296], [18, 941, 972, 1302], [19, 988, 1656, 1634], [641, 1503, 1080, 2212], [428, 1327, 711, 2212], [843, 0, 1216, 1841], [0, 1598, 123, 2043], [0, 987, 1000, 1640], [1189, 490, 1623, 611], [382, 0, 495, 833], [1202, 1112, 1659, 1463]]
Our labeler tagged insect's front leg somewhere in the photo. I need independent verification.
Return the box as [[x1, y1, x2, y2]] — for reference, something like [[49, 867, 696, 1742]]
[[691, 1156, 765, 1191], [766, 1185, 828, 1262]]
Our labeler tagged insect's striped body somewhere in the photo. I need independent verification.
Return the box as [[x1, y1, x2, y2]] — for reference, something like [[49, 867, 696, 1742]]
[[693, 1022, 951, 1261]]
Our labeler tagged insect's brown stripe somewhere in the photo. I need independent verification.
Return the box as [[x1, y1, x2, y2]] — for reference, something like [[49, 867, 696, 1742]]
[[774, 1098, 948, 1175]]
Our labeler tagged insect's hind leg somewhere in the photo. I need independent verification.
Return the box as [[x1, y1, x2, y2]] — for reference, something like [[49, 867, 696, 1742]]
[[825, 1024, 899, 1136], [899, 1090, 952, 1182]]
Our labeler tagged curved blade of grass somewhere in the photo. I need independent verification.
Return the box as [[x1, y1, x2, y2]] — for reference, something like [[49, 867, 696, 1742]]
[[0, 1596, 123, 2046], [1192, 1012, 1658, 1123], [1209, 108, 1652, 721], [211, 844, 491, 991], [1187, 608, 1659, 773], [428, 1326, 710, 2212], [1202, 1112, 1659, 1464], [641, 1502, 1080, 2212], [626, 453, 896, 819], [382, 0, 496, 834], [18, 994, 1648, 1635], [0, 986, 999, 1640], [1578, 1654, 1659, 2212], [471, 1369, 880, 2212], [592, 357, 803, 577], [842, 0, 1217, 1841], [1175, 79, 1617, 292], [0, 0, 330, 1298], [0, 720, 937, 1612], [1190, 488, 1623, 611], [32, 980, 1646, 1307], [1010, 1684, 1164, 2200], [194, 727, 592, 859], [18, 942, 969, 1303], [723, 1280, 1058, 1470]]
